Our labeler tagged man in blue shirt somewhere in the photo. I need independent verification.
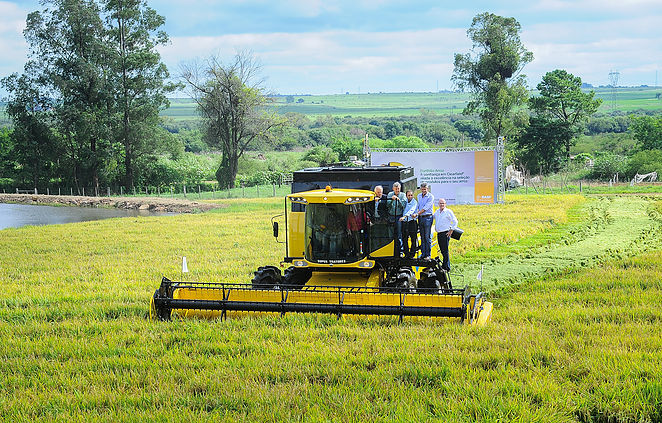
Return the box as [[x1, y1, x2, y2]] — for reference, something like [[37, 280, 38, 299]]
[[399, 190, 418, 258], [412, 182, 434, 260]]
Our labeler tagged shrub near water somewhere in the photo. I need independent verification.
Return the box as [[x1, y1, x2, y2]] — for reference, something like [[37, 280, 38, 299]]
[[0, 194, 660, 421]]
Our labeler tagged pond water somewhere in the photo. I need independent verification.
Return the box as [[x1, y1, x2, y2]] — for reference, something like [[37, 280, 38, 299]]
[[0, 203, 173, 230]]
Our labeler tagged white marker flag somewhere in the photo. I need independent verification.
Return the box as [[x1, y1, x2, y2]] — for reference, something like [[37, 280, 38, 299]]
[[477, 264, 483, 281], [182, 256, 189, 273]]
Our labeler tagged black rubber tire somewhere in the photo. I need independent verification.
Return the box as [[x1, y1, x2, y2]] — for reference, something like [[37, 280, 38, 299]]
[[282, 266, 312, 288], [418, 268, 453, 291], [384, 267, 416, 291], [418, 268, 441, 290], [251, 265, 282, 289], [395, 267, 417, 291]]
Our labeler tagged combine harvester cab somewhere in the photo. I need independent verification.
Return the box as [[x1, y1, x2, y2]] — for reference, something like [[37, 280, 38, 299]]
[[151, 166, 492, 325]]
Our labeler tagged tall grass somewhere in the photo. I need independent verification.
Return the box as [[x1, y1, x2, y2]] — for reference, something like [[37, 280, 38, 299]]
[[0, 194, 661, 421]]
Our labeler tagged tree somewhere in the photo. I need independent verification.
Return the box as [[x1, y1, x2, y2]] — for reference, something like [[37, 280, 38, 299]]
[[514, 116, 572, 175], [1, 70, 57, 187], [17, 0, 112, 192], [182, 52, 281, 188], [529, 69, 602, 160], [104, 0, 176, 189], [630, 115, 662, 151], [452, 13, 533, 142]]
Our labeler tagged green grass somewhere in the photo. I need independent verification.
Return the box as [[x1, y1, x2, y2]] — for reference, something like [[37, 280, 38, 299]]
[[592, 86, 662, 112], [508, 182, 662, 195], [1, 194, 661, 421], [160, 87, 662, 120]]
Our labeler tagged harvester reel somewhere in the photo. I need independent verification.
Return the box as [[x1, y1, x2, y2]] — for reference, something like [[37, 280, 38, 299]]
[[282, 266, 313, 288], [251, 265, 282, 289]]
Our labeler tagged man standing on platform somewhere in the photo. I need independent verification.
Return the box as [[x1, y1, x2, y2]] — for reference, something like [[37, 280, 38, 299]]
[[412, 182, 434, 260], [387, 182, 407, 256], [433, 198, 458, 271], [399, 190, 418, 258]]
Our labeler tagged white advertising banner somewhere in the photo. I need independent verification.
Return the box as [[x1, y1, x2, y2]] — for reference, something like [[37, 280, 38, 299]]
[[371, 150, 498, 205]]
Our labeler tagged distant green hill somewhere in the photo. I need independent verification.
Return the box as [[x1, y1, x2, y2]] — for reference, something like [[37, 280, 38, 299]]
[[3, 87, 662, 126], [160, 87, 662, 121]]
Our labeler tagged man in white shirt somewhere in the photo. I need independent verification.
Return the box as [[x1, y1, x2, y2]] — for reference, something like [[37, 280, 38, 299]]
[[433, 198, 458, 271]]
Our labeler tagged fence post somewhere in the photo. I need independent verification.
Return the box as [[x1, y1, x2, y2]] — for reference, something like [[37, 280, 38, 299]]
[[120, 186, 124, 196], [107, 187, 111, 197], [58, 187, 61, 196], [183, 184, 187, 198], [70, 187, 73, 196], [47, 188, 50, 196], [257, 185, 260, 197], [198, 185, 201, 199], [35, 188, 38, 195], [579, 180, 583, 193], [272, 184, 276, 197], [133, 187, 136, 196], [170, 186, 173, 198]]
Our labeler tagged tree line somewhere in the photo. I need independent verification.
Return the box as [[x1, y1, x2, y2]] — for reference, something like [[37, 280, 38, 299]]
[[1, 0, 175, 193], [1, 5, 661, 192]]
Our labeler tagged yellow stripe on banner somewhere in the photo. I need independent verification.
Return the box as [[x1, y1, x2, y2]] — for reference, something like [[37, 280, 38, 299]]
[[474, 150, 495, 203]]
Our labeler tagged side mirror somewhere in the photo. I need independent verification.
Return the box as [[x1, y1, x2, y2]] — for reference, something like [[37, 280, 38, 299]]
[[272, 221, 279, 238]]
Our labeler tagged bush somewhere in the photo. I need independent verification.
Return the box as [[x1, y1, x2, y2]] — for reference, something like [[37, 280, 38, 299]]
[[143, 153, 220, 186], [625, 150, 662, 179], [371, 136, 428, 149], [303, 146, 339, 165], [331, 138, 363, 161], [589, 152, 627, 180]]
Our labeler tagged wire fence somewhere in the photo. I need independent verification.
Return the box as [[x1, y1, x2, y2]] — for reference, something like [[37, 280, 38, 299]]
[[507, 179, 662, 195], [4, 183, 292, 200]]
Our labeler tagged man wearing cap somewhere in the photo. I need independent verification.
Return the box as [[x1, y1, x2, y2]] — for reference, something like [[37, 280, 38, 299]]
[[433, 198, 458, 271]]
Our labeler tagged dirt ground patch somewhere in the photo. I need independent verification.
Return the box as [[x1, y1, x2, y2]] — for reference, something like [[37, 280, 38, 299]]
[[0, 194, 224, 213]]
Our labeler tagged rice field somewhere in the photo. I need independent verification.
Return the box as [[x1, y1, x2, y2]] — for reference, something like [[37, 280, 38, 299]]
[[0, 194, 661, 421]]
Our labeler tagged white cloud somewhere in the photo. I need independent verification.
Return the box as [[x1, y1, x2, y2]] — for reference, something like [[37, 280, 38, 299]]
[[534, 0, 662, 12], [523, 17, 662, 86], [0, 1, 28, 83], [161, 28, 470, 93]]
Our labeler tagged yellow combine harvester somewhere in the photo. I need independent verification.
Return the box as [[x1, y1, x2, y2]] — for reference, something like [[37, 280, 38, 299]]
[[150, 166, 492, 325]]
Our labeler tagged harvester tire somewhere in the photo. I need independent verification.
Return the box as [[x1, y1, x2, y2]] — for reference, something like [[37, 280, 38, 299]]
[[418, 268, 452, 291], [384, 267, 417, 291], [251, 266, 282, 289], [282, 266, 312, 288], [418, 268, 441, 290]]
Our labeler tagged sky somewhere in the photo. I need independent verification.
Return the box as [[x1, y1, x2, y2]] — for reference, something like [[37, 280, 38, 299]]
[[1, 0, 661, 96]]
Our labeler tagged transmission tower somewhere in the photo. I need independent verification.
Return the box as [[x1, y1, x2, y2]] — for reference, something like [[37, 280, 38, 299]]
[[608, 70, 620, 110]]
